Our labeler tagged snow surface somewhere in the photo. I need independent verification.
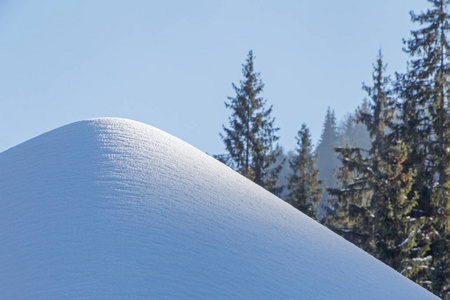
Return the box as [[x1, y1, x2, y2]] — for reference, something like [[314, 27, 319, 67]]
[[0, 118, 438, 299]]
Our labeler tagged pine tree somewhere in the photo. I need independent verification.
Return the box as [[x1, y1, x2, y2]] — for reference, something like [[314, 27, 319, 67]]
[[325, 53, 421, 274], [360, 52, 423, 275], [315, 108, 340, 215], [325, 146, 374, 250], [316, 108, 339, 186], [321, 105, 373, 250], [339, 101, 371, 150], [221, 50, 282, 195], [272, 145, 290, 199], [286, 124, 324, 219], [396, 1, 450, 295]]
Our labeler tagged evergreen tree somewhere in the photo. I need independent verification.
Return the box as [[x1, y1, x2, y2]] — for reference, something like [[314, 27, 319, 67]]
[[325, 53, 421, 275], [338, 101, 371, 150], [361, 52, 423, 275], [316, 108, 339, 185], [221, 50, 282, 195], [324, 146, 374, 249], [273, 146, 290, 199], [315, 108, 340, 215], [395, 1, 450, 295], [287, 124, 324, 218]]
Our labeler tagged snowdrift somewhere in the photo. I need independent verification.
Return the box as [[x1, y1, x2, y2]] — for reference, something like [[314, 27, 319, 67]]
[[0, 118, 438, 299]]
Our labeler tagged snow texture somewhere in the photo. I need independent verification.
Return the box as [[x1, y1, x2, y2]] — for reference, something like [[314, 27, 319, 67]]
[[0, 118, 438, 299]]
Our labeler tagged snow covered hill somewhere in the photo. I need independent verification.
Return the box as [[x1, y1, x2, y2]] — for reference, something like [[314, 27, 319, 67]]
[[0, 118, 438, 299]]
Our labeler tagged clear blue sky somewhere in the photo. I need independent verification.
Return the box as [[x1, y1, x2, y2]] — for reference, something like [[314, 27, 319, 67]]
[[0, 0, 429, 154]]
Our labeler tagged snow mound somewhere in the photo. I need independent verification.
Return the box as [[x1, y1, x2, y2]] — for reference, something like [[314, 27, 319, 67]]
[[0, 118, 437, 299]]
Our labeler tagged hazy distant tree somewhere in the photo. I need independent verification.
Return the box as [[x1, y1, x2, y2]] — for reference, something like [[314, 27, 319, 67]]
[[338, 101, 371, 150], [316, 108, 339, 179], [273, 146, 290, 199], [287, 124, 324, 218], [315, 108, 339, 215], [221, 50, 282, 195]]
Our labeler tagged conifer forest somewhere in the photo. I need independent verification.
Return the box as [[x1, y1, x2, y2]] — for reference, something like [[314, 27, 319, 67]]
[[218, 1, 449, 298]]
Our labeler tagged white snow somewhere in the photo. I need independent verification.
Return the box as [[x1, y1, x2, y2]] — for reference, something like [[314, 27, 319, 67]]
[[413, 256, 433, 262], [0, 118, 438, 299], [395, 231, 414, 249]]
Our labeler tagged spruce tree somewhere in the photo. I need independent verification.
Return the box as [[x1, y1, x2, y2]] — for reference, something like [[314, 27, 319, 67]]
[[286, 124, 324, 219], [221, 50, 282, 195], [396, 1, 450, 295], [316, 107, 339, 186], [325, 146, 374, 250], [315, 108, 340, 215], [325, 53, 421, 273], [322, 106, 372, 250], [339, 101, 371, 150], [361, 52, 422, 275]]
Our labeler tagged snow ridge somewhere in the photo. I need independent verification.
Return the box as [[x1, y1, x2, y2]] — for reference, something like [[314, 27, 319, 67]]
[[0, 118, 438, 299]]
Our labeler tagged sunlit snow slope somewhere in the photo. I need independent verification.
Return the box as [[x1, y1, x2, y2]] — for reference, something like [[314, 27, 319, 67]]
[[0, 118, 438, 299]]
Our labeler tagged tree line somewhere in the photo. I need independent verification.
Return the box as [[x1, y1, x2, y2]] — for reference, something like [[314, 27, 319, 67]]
[[217, 1, 449, 298]]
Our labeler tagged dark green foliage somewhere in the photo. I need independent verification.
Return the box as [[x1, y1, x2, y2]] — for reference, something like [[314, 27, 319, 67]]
[[322, 1, 450, 294], [325, 52, 422, 278], [221, 50, 282, 195], [361, 53, 425, 275], [287, 124, 324, 218], [395, 1, 450, 296], [324, 146, 373, 248]]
